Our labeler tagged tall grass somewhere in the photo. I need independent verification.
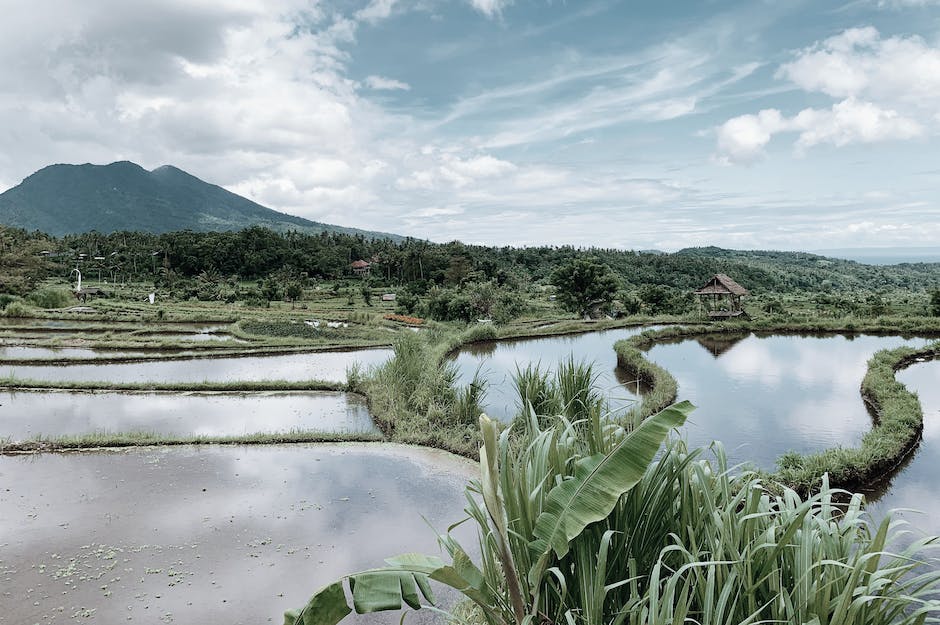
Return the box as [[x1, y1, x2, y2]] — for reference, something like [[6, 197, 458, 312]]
[[289, 367, 940, 625], [363, 332, 487, 455]]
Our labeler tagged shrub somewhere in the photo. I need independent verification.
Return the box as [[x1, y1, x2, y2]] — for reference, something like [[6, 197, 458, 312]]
[[28, 287, 74, 309], [2, 300, 33, 317], [0, 293, 20, 310]]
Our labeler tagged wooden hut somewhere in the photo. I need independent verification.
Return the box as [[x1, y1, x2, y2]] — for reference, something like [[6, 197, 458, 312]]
[[695, 274, 749, 320]]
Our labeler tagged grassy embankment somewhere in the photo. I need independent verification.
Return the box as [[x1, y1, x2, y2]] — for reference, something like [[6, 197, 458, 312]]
[[615, 320, 940, 494]]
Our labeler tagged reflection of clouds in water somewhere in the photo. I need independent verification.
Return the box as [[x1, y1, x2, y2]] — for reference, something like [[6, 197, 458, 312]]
[[717, 336, 918, 393], [717, 341, 786, 388], [0, 391, 376, 439], [783, 395, 869, 448], [870, 361, 940, 543], [6, 349, 392, 384], [1, 444, 475, 624], [650, 334, 929, 470]]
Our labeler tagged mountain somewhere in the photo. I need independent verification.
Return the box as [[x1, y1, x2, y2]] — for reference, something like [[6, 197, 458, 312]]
[[0, 161, 404, 240]]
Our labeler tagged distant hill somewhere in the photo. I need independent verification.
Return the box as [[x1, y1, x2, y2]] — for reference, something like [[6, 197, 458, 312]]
[[0, 161, 403, 240]]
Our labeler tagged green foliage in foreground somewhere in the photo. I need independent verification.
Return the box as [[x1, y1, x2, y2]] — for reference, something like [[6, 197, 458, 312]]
[[287, 383, 940, 625]]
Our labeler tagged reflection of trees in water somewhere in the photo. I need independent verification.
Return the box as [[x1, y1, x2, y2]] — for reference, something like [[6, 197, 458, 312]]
[[614, 366, 653, 396]]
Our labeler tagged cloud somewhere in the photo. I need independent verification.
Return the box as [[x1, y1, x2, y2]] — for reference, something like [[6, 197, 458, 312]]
[[364, 75, 410, 91], [716, 27, 936, 163], [469, 0, 512, 18], [355, 0, 398, 23], [778, 27, 940, 106], [716, 99, 922, 164]]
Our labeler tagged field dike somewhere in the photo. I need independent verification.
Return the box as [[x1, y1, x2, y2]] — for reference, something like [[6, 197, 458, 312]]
[[615, 323, 940, 494]]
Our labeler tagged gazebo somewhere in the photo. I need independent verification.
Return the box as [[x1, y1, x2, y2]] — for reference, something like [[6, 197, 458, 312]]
[[695, 274, 749, 319]]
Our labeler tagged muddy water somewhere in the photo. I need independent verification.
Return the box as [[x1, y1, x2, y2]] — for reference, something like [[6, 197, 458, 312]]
[[2, 349, 392, 384], [644, 333, 931, 470], [0, 391, 378, 440], [865, 359, 940, 544], [0, 444, 477, 624], [451, 326, 659, 421]]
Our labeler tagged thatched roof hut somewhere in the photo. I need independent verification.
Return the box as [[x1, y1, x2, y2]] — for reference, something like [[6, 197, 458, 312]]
[[694, 273, 748, 297], [695, 274, 748, 319]]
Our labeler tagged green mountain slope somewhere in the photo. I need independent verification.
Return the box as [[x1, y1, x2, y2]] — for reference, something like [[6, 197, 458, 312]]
[[0, 161, 403, 240]]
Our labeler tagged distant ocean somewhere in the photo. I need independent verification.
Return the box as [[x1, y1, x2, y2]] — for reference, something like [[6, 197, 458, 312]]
[[815, 248, 940, 265]]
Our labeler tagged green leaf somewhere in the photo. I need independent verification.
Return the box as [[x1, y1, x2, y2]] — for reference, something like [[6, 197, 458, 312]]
[[528, 401, 693, 580], [286, 581, 351, 625], [350, 571, 433, 613]]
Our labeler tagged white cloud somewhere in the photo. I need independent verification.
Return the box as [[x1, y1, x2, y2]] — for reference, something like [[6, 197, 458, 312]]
[[779, 27, 940, 106], [715, 109, 788, 164], [364, 75, 410, 91], [716, 100, 921, 164], [792, 98, 922, 149], [469, 0, 512, 18], [355, 0, 398, 23], [716, 27, 936, 164]]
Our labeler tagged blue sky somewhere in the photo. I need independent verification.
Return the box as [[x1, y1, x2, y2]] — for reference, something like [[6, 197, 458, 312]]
[[0, 0, 938, 250]]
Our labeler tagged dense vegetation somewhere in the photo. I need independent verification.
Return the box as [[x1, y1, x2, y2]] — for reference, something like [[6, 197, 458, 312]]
[[289, 369, 940, 625], [0, 161, 401, 239], [3, 222, 940, 324]]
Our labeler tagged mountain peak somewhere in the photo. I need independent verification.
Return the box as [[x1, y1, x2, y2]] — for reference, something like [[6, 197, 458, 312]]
[[0, 161, 403, 240]]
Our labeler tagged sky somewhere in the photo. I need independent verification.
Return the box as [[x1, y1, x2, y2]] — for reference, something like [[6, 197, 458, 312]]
[[0, 0, 939, 251]]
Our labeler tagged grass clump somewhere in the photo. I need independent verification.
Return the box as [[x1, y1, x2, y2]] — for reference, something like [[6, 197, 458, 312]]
[[28, 287, 75, 309], [363, 332, 486, 456]]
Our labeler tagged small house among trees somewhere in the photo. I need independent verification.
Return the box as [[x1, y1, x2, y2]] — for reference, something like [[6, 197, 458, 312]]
[[350, 260, 371, 276], [695, 274, 748, 320]]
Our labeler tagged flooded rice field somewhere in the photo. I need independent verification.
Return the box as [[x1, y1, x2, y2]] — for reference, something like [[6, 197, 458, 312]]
[[866, 358, 940, 542], [644, 333, 931, 470], [2, 348, 392, 384], [0, 390, 378, 441], [0, 444, 476, 624], [0, 346, 153, 361], [452, 325, 659, 421]]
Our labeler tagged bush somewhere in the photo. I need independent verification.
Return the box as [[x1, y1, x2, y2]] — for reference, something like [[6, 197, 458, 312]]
[[28, 287, 73, 309], [0, 293, 20, 310], [2, 300, 33, 317]]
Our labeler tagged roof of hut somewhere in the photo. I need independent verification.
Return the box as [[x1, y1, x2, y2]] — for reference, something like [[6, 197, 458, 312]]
[[694, 273, 748, 296]]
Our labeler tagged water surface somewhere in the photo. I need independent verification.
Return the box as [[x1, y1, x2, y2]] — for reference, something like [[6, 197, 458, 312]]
[[865, 359, 940, 544], [0, 390, 378, 440], [2, 349, 391, 384], [452, 326, 657, 421], [644, 333, 930, 470], [0, 444, 475, 624]]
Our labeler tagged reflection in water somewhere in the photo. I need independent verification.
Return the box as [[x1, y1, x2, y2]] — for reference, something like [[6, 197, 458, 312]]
[[645, 333, 931, 471], [694, 333, 749, 357], [0, 390, 378, 440], [2, 349, 392, 384], [0, 444, 477, 625], [0, 346, 151, 360], [865, 360, 940, 545], [451, 326, 659, 421]]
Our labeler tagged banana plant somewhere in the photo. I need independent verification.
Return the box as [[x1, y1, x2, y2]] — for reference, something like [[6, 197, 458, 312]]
[[284, 401, 693, 625]]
